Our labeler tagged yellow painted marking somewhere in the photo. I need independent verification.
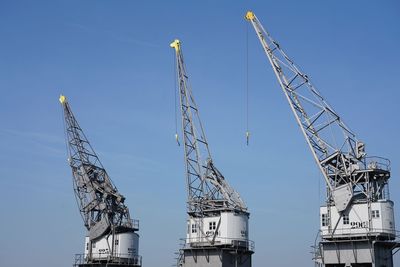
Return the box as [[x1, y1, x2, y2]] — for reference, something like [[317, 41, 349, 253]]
[[245, 11, 255, 21], [170, 39, 180, 52], [59, 95, 66, 104]]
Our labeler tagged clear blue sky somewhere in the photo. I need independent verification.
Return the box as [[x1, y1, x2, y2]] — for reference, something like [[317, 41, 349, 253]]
[[0, 1, 399, 266]]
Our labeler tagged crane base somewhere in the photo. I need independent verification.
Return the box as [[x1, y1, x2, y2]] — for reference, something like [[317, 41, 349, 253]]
[[180, 246, 253, 267], [315, 239, 399, 267], [75, 264, 140, 267]]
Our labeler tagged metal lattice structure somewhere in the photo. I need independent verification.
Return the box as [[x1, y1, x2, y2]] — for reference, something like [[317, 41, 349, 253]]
[[245, 11, 391, 212], [170, 39, 247, 217], [60, 95, 134, 240]]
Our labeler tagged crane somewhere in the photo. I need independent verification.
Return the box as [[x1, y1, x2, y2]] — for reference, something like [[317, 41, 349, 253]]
[[171, 39, 253, 267], [59, 95, 141, 267], [245, 11, 398, 267]]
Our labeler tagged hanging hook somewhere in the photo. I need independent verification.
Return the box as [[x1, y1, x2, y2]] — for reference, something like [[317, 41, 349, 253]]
[[175, 133, 180, 146], [245, 21, 251, 146]]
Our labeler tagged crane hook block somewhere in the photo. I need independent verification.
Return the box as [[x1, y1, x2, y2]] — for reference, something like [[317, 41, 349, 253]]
[[175, 133, 180, 146], [59, 95, 66, 104], [245, 11, 255, 21], [170, 39, 180, 52]]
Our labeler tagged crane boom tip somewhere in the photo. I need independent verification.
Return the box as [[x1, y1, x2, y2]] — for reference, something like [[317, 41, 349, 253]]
[[170, 39, 180, 52], [59, 94, 66, 104], [245, 11, 255, 21]]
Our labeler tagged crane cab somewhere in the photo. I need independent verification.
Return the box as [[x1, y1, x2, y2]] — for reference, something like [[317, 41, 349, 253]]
[[320, 200, 396, 240], [186, 211, 252, 249], [83, 231, 140, 265]]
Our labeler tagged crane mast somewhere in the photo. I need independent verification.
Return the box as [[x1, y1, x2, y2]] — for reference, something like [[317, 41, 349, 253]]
[[171, 39, 253, 267], [245, 11, 398, 267], [60, 95, 141, 267]]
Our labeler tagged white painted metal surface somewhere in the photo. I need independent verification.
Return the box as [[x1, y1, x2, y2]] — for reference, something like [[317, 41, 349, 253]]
[[84, 232, 139, 260], [320, 200, 396, 238], [186, 212, 249, 246]]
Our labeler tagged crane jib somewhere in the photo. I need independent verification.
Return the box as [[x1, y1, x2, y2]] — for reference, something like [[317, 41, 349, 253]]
[[171, 39, 248, 215], [245, 12, 391, 212]]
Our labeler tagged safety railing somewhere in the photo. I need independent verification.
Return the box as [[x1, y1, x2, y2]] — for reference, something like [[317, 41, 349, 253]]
[[184, 237, 255, 251], [123, 219, 139, 230], [365, 156, 391, 171], [131, 219, 139, 230], [171, 239, 186, 267], [73, 253, 142, 266], [320, 227, 400, 242], [311, 230, 322, 266]]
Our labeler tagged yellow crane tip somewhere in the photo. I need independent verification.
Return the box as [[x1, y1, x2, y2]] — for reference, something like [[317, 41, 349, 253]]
[[245, 11, 255, 21], [170, 39, 180, 51], [59, 95, 66, 104]]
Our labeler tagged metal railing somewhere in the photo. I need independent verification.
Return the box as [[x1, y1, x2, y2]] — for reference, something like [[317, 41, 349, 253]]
[[73, 253, 142, 266], [172, 239, 186, 267], [123, 219, 139, 230], [320, 227, 399, 239], [365, 156, 391, 171], [184, 237, 255, 251], [319, 227, 400, 248], [131, 219, 139, 230]]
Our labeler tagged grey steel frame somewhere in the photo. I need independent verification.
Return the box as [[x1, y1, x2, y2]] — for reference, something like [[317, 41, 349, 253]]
[[172, 40, 247, 217], [245, 11, 398, 266], [61, 98, 139, 265]]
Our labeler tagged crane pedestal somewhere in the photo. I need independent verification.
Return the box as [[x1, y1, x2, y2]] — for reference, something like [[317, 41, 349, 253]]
[[315, 239, 400, 267], [180, 246, 253, 267], [75, 264, 140, 267]]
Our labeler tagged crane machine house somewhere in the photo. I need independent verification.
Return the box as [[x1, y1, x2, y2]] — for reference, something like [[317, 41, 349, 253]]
[[84, 231, 139, 260], [187, 212, 249, 247], [320, 197, 396, 239]]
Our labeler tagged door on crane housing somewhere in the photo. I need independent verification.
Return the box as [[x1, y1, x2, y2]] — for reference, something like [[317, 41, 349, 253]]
[[378, 200, 395, 235]]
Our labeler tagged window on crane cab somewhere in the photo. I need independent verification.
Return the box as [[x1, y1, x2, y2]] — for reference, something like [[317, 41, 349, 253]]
[[322, 214, 330, 227], [209, 221, 216, 230], [343, 214, 350, 225], [372, 210, 380, 219], [191, 223, 197, 233]]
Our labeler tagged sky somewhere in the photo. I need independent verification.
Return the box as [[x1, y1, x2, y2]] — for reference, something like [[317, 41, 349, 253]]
[[0, 0, 399, 266]]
